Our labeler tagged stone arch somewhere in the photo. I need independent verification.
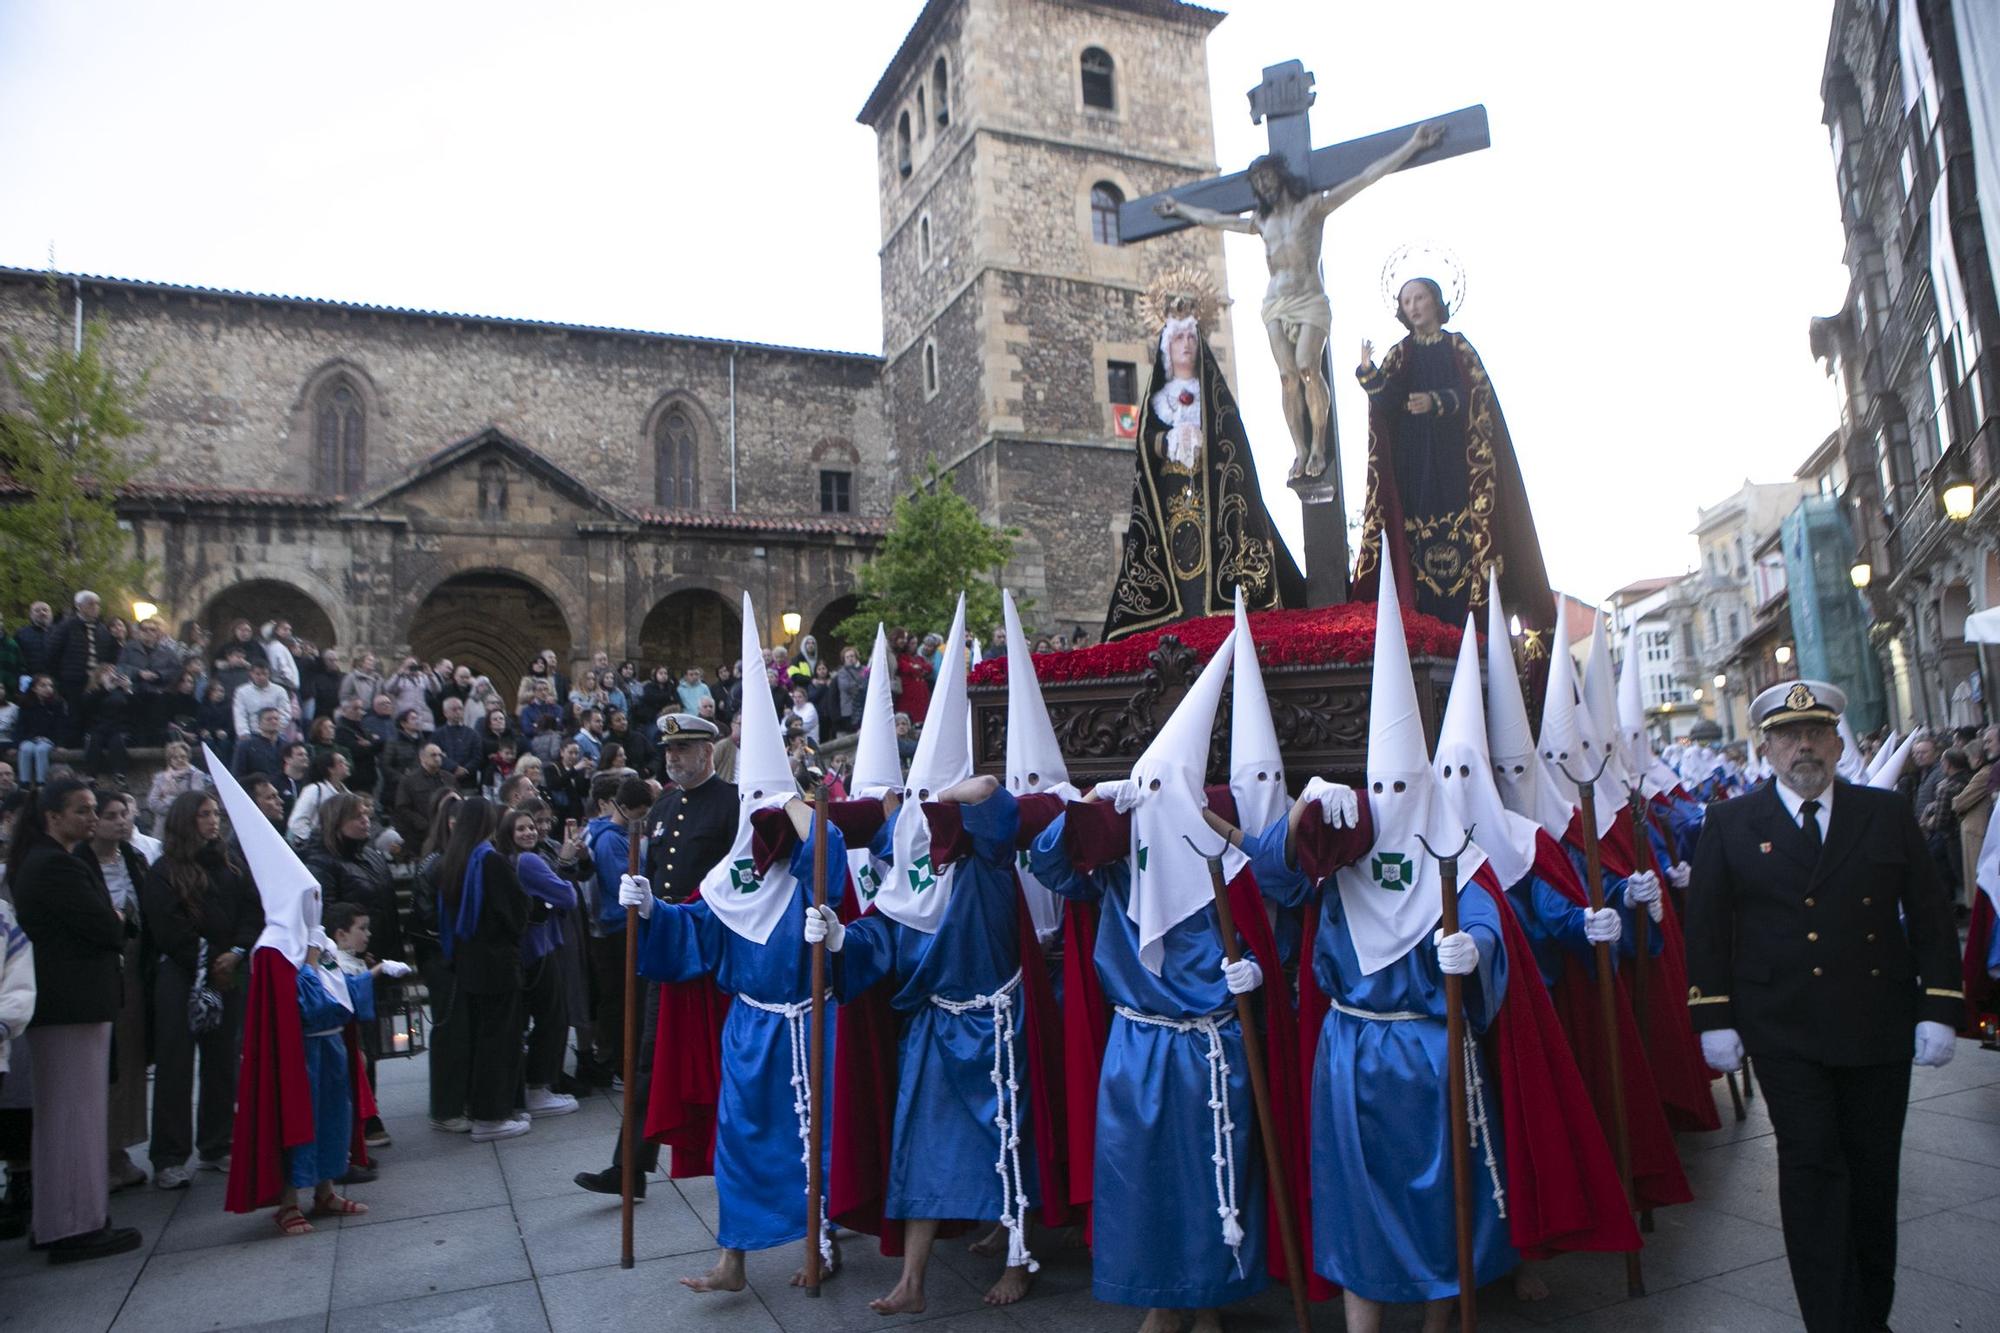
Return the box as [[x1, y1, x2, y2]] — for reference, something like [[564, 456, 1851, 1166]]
[[407, 569, 573, 696], [640, 588, 743, 680], [1079, 44, 1116, 113], [288, 359, 385, 496], [932, 55, 950, 129], [809, 593, 862, 664], [198, 578, 339, 654], [642, 391, 719, 511]]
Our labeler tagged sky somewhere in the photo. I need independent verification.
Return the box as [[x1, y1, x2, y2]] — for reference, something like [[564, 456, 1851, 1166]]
[[0, 0, 1851, 606]]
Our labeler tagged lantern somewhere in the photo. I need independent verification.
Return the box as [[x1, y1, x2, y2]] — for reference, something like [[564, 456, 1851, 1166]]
[[376, 979, 429, 1058]]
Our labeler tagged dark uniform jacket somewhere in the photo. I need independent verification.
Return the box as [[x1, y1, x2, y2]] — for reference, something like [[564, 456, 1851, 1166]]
[[644, 775, 739, 902], [1685, 779, 1962, 1066]]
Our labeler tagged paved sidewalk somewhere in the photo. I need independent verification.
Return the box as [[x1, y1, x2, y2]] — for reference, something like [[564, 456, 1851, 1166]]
[[5, 1042, 1999, 1331]]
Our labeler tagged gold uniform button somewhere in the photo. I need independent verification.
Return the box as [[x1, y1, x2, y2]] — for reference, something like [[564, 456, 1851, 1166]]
[[1813, 967, 1825, 977], [1872, 969, 1882, 977], [1867, 933, 1876, 943], [1807, 931, 1819, 942], [1862, 897, 1873, 906], [1804, 897, 1816, 907]]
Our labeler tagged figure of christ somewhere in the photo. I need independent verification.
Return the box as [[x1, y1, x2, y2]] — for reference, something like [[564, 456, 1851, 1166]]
[[1156, 122, 1442, 480]]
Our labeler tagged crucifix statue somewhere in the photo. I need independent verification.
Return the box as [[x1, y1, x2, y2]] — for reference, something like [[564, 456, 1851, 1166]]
[[1119, 62, 1488, 605]]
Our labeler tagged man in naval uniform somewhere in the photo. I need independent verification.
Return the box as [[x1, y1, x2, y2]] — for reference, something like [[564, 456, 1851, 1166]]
[[575, 713, 737, 1196], [1685, 680, 1962, 1333]]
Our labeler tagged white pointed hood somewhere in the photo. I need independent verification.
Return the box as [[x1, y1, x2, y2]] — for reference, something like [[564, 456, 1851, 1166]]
[[699, 594, 803, 945], [1229, 589, 1288, 841], [849, 625, 904, 799], [1333, 559, 1484, 976], [1125, 626, 1237, 974], [1836, 716, 1868, 782], [1581, 611, 1635, 795], [1617, 638, 1681, 799], [1862, 730, 1901, 782], [1002, 590, 1076, 938], [879, 595, 973, 934], [1540, 598, 1621, 838], [1435, 616, 1537, 888], [1485, 569, 1575, 838], [1867, 728, 1921, 790], [205, 744, 323, 969]]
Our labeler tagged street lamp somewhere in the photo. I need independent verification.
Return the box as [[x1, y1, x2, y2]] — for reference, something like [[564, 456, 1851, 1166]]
[[1942, 457, 1976, 522], [1693, 688, 1705, 701], [1714, 673, 1727, 689], [1850, 558, 1873, 589], [131, 599, 158, 624], [1774, 643, 1793, 667], [781, 611, 802, 640]]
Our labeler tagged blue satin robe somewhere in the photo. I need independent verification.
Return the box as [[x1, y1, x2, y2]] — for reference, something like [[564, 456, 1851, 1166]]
[[288, 963, 360, 1189], [1029, 813, 1266, 1310], [634, 822, 847, 1252], [835, 790, 1037, 1222], [1246, 816, 1516, 1304]]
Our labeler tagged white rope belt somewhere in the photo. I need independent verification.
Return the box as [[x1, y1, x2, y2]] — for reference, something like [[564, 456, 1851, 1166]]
[[1113, 1003, 1246, 1274], [931, 969, 1035, 1272], [1324, 998, 1506, 1218], [737, 991, 835, 1264]]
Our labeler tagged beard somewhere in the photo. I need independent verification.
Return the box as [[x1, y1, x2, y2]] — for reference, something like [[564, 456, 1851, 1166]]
[[1780, 756, 1829, 793]]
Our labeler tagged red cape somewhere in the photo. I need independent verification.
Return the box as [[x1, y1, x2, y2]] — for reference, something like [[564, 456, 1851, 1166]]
[[1962, 890, 1997, 1035], [827, 796, 1071, 1255], [1293, 807, 1639, 1259], [1528, 832, 1692, 1211], [225, 949, 314, 1214], [345, 1019, 378, 1171], [1564, 808, 1721, 1134]]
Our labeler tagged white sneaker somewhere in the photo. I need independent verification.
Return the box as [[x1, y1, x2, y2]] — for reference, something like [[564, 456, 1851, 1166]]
[[430, 1116, 472, 1134], [525, 1087, 580, 1118], [469, 1116, 532, 1143], [153, 1165, 193, 1190]]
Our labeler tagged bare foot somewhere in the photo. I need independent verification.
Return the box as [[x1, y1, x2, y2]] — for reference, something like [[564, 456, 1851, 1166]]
[[1189, 1310, 1223, 1333], [1303, 444, 1326, 478], [790, 1238, 842, 1288], [983, 1264, 1031, 1306], [1286, 455, 1304, 482], [968, 1222, 1008, 1258], [869, 1271, 925, 1315], [1137, 1310, 1183, 1333], [1513, 1262, 1550, 1302], [680, 1252, 747, 1293]]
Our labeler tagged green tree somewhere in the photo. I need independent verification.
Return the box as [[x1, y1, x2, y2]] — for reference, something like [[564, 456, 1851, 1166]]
[[836, 462, 1020, 648], [0, 276, 154, 620]]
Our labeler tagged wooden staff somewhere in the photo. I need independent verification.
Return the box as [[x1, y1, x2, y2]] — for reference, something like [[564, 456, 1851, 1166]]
[[620, 805, 643, 1269], [1556, 761, 1644, 1299], [1415, 828, 1478, 1333], [803, 774, 830, 1296], [1622, 787, 1658, 1234], [1182, 836, 1310, 1333]]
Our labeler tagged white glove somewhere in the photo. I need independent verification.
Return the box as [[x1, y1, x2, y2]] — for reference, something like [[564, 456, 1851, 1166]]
[[1220, 956, 1263, 995], [1302, 777, 1359, 829], [1583, 907, 1622, 945], [377, 959, 414, 979], [1700, 1028, 1744, 1073], [1433, 928, 1478, 976], [1623, 871, 1664, 923], [1666, 861, 1691, 890], [1915, 1019, 1957, 1068], [1094, 779, 1144, 814], [617, 872, 655, 919], [802, 904, 846, 953]]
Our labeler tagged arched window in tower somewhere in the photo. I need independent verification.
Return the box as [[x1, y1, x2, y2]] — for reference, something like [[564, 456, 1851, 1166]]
[[923, 340, 939, 400], [916, 86, 928, 138], [1081, 47, 1115, 110], [933, 57, 950, 127], [654, 404, 700, 508], [897, 111, 913, 178], [919, 214, 933, 267], [1090, 182, 1124, 245], [313, 376, 365, 494]]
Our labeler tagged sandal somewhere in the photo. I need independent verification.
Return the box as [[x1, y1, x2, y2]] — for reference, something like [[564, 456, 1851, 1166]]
[[310, 1192, 369, 1217], [275, 1205, 314, 1236]]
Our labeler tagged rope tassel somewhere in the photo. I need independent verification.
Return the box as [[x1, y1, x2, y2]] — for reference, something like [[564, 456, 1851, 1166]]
[[1116, 1005, 1245, 1276], [740, 992, 835, 1266], [934, 971, 1037, 1273]]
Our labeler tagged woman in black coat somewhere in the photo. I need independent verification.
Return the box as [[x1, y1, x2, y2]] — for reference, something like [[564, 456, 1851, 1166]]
[[7, 776, 142, 1262], [435, 799, 530, 1141], [302, 794, 404, 963]]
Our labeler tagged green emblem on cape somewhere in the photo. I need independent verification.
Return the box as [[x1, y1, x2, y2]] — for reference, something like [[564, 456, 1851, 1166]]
[[1136, 842, 1150, 873], [907, 854, 937, 895], [728, 857, 758, 894], [1370, 851, 1413, 891], [856, 862, 881, 901], [1017, 850, 1031, 871]]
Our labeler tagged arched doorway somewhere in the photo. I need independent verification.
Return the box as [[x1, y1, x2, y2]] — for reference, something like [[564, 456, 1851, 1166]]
[[409, 572, 571, 697], [809, 593, 862, 663], [640, 590, 741, 677], [199, 580, 337, 651]]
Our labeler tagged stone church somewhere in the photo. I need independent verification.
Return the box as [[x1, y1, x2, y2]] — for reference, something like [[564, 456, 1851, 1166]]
[[0, 0, 1234, 688]]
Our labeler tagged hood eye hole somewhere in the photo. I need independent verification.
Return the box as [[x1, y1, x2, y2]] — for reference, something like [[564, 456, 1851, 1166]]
[[918, 788, 931, 800], [1372, 781, 1384, 794], [1028, 772, 1040, 785], [1459, 764, 1470, 778], [1392, 780, 1407, 793], [1513, 764, 1525, 775], [1257, 770, 1268, 781], [1439, 767, 1450, 779], [1147, 778, 1161, 791]]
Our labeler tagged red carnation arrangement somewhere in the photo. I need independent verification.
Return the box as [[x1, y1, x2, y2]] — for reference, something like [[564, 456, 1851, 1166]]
[[968, 602, 1465, 687]]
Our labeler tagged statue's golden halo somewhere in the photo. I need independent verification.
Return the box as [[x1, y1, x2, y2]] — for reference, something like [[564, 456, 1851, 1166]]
[[1139, 263, 1221, 337], [1379, 241, 1469, 320]]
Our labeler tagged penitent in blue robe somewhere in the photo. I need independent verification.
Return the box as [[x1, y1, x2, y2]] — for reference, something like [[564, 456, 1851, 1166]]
[[287, 963, 361, 1189], [1246, 815, 1516, 1304], [835, 790, 1037, 1223], [1029, 813, 1266, 1310], [634, 822, 847, 1252]]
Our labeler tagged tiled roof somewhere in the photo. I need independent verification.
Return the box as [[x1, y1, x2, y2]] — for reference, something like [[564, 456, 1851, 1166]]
[[0, 474, 333, 508], [637, 507, 886, 537], [0, 266, 882, 365]]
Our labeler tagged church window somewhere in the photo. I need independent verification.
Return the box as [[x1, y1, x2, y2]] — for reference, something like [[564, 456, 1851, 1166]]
[[1106, 360, 1136, 406], [1090, 182, 1123, 245], [477, 459, 508, 521], [313, 377, 365, 494], [923, 340, 939, 400], [897, 112, 913, 178], [1081, 48, 1115, 110], [933, 57, 950, 127], [654, 404, 700, 508], [819, 469, 852, 514], [916, 87, 928, 138], [919, 213, 933, 267]]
